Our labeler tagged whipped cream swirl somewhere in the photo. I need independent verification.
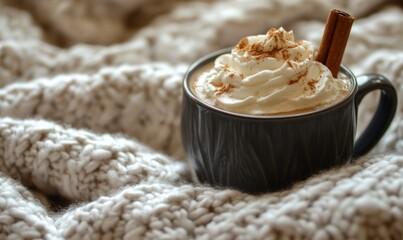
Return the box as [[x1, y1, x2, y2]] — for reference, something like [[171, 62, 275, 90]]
[[194, 28, 351, 115]]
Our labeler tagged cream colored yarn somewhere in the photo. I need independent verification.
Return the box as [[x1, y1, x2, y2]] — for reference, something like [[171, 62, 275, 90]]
[[1, 0, 403, 239]]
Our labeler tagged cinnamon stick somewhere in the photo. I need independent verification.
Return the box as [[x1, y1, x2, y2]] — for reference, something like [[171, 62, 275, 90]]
[[316, 9, 354, 78]]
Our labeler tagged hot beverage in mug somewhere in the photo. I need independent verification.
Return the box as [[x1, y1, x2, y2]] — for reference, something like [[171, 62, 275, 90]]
[[181, 28, 397, 194]]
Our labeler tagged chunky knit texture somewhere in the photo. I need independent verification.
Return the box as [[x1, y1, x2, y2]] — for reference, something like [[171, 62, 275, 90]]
[[1, 0, 403, 239]]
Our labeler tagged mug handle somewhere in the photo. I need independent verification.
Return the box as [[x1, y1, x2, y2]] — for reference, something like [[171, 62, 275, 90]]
[[353, 74, 398, 157]]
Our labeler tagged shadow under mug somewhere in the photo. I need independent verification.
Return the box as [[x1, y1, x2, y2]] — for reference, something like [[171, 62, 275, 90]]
[[181, 48, 397, 194]]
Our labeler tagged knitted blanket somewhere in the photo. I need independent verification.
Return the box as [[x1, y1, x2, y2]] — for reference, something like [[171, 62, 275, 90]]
[[1, 0, 403, 239]]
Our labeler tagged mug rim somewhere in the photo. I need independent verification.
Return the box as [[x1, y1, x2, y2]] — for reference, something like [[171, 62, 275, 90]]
[[183, 48, 358, 120]]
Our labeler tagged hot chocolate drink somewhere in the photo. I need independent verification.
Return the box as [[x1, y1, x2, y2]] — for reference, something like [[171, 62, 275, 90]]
[[191, 28, 352, 116]]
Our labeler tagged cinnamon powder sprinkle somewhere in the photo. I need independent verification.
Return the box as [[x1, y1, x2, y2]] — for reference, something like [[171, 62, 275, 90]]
[[267, 28, 289, 43], [243, 41, 300, 60], [307, 79, 318, 92], [288, 71, 308, 85], [286, 60, 294, 69], [222, 65, 230, 71], [237, 37, 249, 50], [281, 50, 290, 60], [210, 82, 223, 88], [289, 78, 299, 85], [216, 83, 235, 95], [235, 28, 302, 60]]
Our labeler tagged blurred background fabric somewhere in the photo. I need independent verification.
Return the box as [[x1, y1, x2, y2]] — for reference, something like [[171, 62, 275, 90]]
[[0, 0, 402, 239]]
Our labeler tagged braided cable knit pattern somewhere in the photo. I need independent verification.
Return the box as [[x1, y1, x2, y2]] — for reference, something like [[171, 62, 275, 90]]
[[0, 118, 187, 201], [0, 64, 186, 158]]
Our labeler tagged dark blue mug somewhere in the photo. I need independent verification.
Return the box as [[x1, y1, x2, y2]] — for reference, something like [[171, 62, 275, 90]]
[[181, 49, 397, 194]]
